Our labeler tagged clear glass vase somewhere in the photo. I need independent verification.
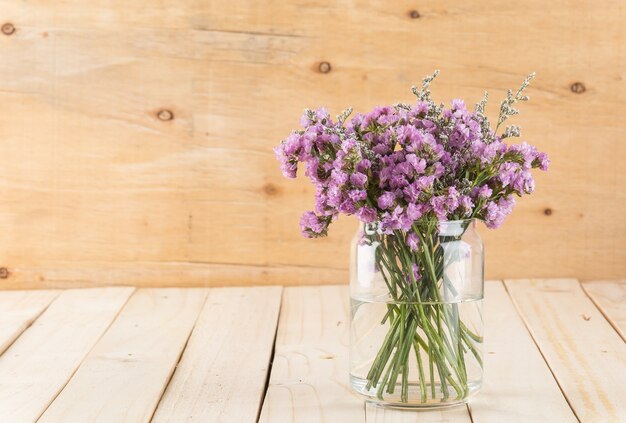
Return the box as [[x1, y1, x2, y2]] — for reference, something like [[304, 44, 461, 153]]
[[349, 219, 484, 408]]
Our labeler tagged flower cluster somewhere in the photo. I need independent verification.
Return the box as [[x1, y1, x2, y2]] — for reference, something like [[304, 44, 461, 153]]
[[274, 72, 548, 239]]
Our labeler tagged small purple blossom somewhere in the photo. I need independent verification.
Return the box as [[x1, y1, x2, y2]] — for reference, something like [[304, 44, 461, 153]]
[[377, 191, 396, 210], [406, 232, 420, 252], [350, 172, 368, 187], [356, 206, 377, 223], [300, 211, 332, 238], [348, 189, 367, 202], [477, 185, 493, 199], [459, 195, 474, 215], [409, 263, 421, 283]]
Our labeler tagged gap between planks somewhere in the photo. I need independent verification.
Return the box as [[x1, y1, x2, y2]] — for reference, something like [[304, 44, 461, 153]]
[[0, 287, 135, 422], [152, 286, 282, 423], [39, 288, 209, 423], [0, 290, 60, 355], [505, 279, 626, 423]]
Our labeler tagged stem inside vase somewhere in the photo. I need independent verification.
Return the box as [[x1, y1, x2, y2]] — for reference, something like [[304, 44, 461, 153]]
[[350, 219, 484, 407]]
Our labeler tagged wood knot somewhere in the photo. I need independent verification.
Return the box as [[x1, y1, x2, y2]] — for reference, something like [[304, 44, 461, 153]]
[[318, 61, 332, 74], [262, 183, 279, 196], [409, 10, 421, 19], [543, 208, 553, 216], [0, 267, 9, 279], [570, 82, 586, 94], [156, 109, 174, 121], [1, 23, 15, 36]]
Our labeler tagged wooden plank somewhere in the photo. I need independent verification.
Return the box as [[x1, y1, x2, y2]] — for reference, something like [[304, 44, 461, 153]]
[[469, 281, 576, 422], [0, 287, 134, 422], [258, 285, 363, 422], [39, 288, 208, 423], [365, 402, 470, 422], [0, 1, 625, 288], [152, 286, 282, 423], [0, 290, 59, 354], [581, 280, 626, 341], [505, 279, 626, 423]]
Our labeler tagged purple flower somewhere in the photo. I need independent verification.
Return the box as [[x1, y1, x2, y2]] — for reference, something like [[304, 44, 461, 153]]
[[326, 184, 343, 207], [305, 157, 321, 182], [431, 162, 445, 177], [278, 159, 297, 178], [377, 191, 395, 210], [348, 189, 367, 202], [380, 206, 405, 233], [330, 169, 349, 186], [338, 199, 357, 214], [406, 232, 420, 251], [405, 153, 427, 174], [408, 263, 421, 283], [483, 201, 502, 229], [445, 187, 460, 211], [300, 211, 331, 237], [402, 183, 421, 203], [512, 171, 535, 194], [498, 162, 520, 187], [459, 195, 474, 214], [534, 152, 550, 171], [356, 159, 372, 172], [406, 203, 423, 220], [477, 185, 492, 199], [356, 206, 377, 223], [416, 176, 435, 191], [315, 107, 331, 123], [430, 196, 448, 220], [350, 172, 368, 187], [451, 98, 466, 111], [499, 195, 516, 215]]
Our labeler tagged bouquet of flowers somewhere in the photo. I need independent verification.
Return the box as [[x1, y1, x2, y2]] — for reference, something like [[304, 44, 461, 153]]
[[274, 71, 548, 405]]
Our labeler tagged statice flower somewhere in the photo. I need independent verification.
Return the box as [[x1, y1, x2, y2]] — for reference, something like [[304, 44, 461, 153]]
[[406, 232, 420, 252], [274, 71, 548, 241], [299, 211, 333, 238]]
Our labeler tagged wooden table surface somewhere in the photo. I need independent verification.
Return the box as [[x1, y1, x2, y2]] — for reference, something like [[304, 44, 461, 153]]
[[0, 279, 623, 422]]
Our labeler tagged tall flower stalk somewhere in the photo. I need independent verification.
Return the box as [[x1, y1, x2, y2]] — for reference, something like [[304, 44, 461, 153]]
[[274, 71, 548, 403]]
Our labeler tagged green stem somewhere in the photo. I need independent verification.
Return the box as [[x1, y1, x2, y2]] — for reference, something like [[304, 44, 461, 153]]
[[362, 223, 481, 403]]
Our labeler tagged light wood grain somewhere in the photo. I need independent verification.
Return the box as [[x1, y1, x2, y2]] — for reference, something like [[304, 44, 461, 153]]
[[505, 279, 626, 423], [259, 285, 363, 422], [0, 287, 134, 423], [152, 286, 282, 423], [0, 290, 59, 354], [582, 280, 626, 341], [38, 288, 207, 423], [2, 261, 347, 289], [469, 281, 576, 422], [365, 402, 470, 422], [0, 1, 624, 288]]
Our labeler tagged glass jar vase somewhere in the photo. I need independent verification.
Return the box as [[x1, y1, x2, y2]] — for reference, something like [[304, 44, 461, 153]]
[[349, 219, 484, 408]]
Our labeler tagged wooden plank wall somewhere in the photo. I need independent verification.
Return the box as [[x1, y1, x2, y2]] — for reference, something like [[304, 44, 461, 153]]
[[0, 1, 624, 289]]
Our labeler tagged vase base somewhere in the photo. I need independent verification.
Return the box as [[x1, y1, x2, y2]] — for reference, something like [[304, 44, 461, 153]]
[[350, 374, 480, 409]]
